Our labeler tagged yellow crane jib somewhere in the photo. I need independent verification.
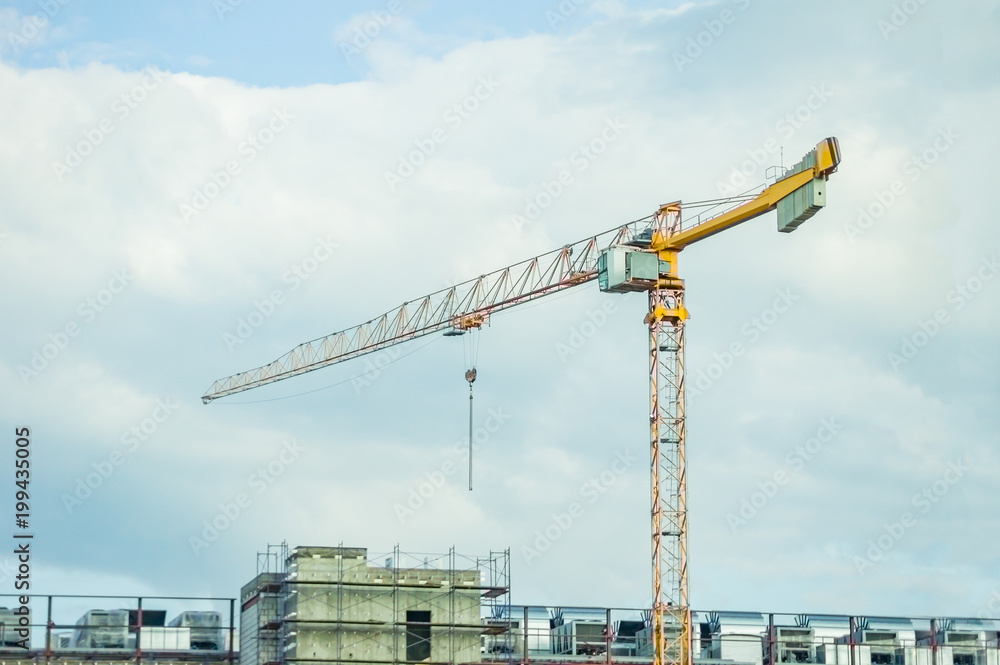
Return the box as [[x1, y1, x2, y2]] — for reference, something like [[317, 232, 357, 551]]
[[597, 138, 841, 297], [649, 136, 841, 251]]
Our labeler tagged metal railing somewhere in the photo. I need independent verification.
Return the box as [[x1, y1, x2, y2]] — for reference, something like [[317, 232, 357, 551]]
[[478, 607, 1000, 665], [0, 593, 237, 664]]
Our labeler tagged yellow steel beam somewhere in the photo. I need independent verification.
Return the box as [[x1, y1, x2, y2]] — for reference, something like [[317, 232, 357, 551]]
[[650, 137, 840, 252]]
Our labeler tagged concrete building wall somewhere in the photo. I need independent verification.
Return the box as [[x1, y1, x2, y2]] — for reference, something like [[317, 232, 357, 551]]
[[240, 573, 284, 665], [284, 547, 481, 664]]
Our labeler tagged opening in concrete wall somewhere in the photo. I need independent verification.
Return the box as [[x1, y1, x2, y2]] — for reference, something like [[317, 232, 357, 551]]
[[406, 610, 431, 662]]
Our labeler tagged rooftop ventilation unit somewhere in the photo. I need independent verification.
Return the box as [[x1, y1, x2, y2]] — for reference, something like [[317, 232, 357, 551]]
[[73, 609, 129, 649], [552, 619, 607, 656], [912, 631, 991, 665], [169, 611, 223, 650], [0, 607, 30, 648], [941, 631, 987, 665], [839, 629, 905, 665], [611, 620, 647, 658], [767, 627, 818, 664], [483, 617, 518, 657], [819, 643, 873, 665], [703, 614, 766, 665]]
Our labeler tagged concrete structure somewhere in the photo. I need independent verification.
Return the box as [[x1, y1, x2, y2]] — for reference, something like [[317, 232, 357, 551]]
[[241, 572, 285, 665], [239, 545, 511, 665]]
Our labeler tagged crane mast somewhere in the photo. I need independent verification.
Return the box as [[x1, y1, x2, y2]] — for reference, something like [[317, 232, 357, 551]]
[[649, 205, 691, 665], [203, 138, 841, 665]]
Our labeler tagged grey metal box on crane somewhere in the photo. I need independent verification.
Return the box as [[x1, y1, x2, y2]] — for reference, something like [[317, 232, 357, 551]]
[[777, 177, 826, 232], [598, 247, 671, 294]]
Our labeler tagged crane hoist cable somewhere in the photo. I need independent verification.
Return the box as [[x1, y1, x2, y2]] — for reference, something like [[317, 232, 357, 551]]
[[446, 324, 482, 490], [465, 366, 477, 491], [463, 328, 481, 491]]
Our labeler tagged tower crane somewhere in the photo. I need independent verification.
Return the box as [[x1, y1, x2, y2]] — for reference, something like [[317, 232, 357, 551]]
[[203, 137, 841, 665]]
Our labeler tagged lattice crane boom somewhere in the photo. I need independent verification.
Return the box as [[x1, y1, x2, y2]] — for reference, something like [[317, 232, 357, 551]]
[[202, 137, 842, 665], [202, 221, 644, 403]]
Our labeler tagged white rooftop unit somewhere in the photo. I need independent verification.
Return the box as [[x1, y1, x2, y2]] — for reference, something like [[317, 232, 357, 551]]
[[483, 617, 519, 658], [898, 627, 993, 665], [989, 642, 1000, 665], [73, 609, 129, 649], [0, 607, 29, 648], [552, 619, 607, 656], [611, 619, 648, 658], [127, 627, 192, 651], [810, 625, 851, 649], [704, 612, 767, 665], [837, 629, 906, 665], [169, 611, 223, 650], [819, 643, 873, 665], [942, 630, 989, 658], [768, 627, 818, 664], [858, 618, 916, 639]]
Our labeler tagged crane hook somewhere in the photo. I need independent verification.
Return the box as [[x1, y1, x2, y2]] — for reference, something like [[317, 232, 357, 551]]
[[466, 368, 476, 491]]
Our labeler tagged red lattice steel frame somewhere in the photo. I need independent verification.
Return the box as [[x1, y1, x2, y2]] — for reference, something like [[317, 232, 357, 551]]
[[202, 221, 650, 403]]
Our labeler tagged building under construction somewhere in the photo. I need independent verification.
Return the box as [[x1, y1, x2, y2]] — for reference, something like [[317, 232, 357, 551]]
[[1, 543, 998, 665], [239, 545, 511, 665]]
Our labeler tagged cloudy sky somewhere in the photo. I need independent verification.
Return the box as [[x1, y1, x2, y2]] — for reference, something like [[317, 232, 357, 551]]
[[1, 0, 999, 627]]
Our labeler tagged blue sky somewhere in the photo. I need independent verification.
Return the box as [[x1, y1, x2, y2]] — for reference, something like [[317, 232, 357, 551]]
[[2, 0, 654, 85], [1, 0, 999, 625]]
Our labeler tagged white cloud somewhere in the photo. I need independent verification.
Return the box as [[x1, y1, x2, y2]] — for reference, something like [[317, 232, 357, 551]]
[[0, 0, 997, 616], [185, 54, 212, 68], [0, 7, 51, 56]]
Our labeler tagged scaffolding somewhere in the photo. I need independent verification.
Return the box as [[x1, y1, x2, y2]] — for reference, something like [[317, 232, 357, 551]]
[[239, 544, 511, 665], [240, 544, 288, 665]]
